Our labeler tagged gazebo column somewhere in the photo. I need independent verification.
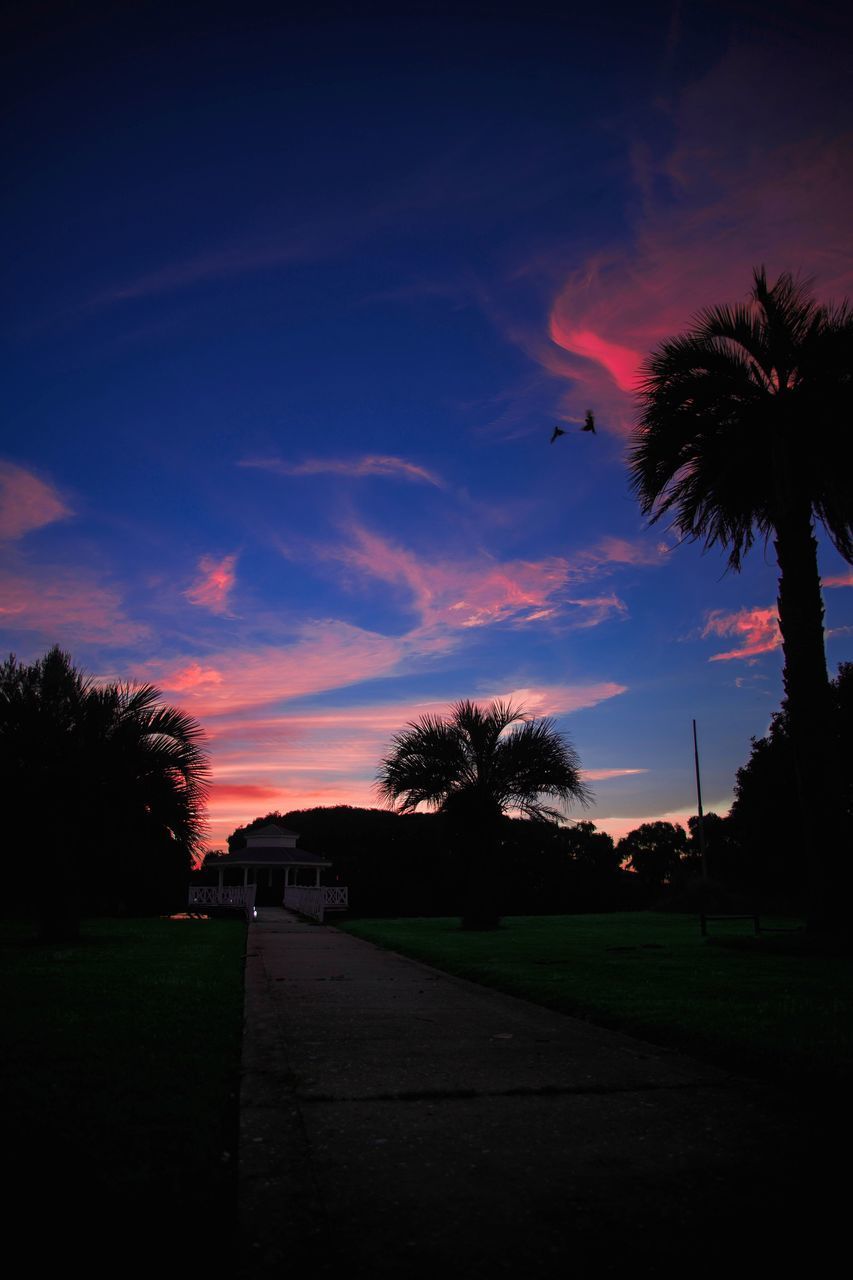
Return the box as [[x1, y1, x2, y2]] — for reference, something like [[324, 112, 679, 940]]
[[314, 867, 321, 887], [217, 868, 224, 890], [243, 867, 249, 887]]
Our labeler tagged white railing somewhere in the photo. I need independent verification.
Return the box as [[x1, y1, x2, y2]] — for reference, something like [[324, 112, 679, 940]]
[[188, 885, 257, 921], [283, 885, 349, 923]]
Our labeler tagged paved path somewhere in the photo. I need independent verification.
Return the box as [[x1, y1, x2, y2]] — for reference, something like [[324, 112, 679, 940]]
[[239, 909, 833, 1276]]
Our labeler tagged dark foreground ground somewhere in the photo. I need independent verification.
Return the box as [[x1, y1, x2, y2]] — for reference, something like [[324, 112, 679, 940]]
[[2, 917, 245, 1269], [240, 910, 849, 1278]]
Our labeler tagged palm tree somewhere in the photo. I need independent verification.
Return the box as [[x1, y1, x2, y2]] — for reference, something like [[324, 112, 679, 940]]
[[376, 699, 591, 928], [82, 681, 210, 911], [628, 267, 853, 926], [0, 646, 209, 936]]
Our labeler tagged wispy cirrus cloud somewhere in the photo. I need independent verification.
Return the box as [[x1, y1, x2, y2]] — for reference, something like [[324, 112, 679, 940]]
[[139, 621, 417, 718], [0, 461, 72, 540], [185, 553, 238, 616], [584, 768, 648, 782], [825, 571, 853, 588], [0, 564, 149, 646], [92, 222, 348, 305], [565, 594, 628, 629], [703, 607, 780, 663], [239, 454, 445, 488], [321, 524, 657, 634], [575, 536, 668, 572], [323, 523, 569, 631]]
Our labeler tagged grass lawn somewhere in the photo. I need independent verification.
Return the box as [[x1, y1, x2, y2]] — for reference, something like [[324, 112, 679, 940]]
[[2, 916, 246, 1260], [341, 912, 853, 1086]]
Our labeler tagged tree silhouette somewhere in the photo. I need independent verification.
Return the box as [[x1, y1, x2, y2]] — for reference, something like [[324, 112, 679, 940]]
[[1, 646, 209, 936], [617, 821, 689, 890], [629, 268, 853, 927], [376, 699, 590, 929], [731, 663, 852, 909]]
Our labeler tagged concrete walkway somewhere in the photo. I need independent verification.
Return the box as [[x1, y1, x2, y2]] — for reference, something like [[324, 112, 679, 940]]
[[239, 909, 832, 1276]]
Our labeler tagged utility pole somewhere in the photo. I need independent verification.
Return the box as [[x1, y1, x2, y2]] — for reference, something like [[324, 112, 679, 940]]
[[693, 719, 709, 935]]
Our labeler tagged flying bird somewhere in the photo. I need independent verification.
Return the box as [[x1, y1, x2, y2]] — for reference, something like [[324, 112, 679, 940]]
[[582, 410, 596, 433], [550, 425, 567, 443]]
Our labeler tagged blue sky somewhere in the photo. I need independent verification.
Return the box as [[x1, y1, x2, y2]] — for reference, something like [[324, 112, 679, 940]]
[[3, 1, 852, 846]]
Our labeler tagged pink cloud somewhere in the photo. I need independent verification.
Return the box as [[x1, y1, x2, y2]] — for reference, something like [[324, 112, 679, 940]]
[[185, 554, 238, 616], [540, 44, 853, 434], [578, 536, 666, 571], [703, 607, 780, 662], [546, 321, 643, 394], [584, 768, 648, 782], [0, 462, 72, 540], [325, 525, 653, 635], [240, 454, 444, 488], [333, 524, 570, 630], [0, 565, 148, 645], [825, 572, 853, 588], [141, 622, 410, 716], [208, 782, 285, 804]]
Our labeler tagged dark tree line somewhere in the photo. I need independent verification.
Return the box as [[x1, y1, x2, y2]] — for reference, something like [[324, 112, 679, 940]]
[[220, 806, 647, 918], [730, 661, 852, 909]]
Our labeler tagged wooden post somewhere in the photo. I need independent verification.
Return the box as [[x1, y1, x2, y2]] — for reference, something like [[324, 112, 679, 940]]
[[693, 719, 709, 936]]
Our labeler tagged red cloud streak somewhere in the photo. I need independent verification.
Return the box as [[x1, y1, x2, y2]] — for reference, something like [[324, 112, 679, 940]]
[[703, 607, 780, 662]]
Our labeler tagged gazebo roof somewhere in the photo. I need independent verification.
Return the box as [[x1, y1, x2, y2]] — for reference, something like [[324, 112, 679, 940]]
[[218, 847, 331, 867], [248, 822, 301, 840]]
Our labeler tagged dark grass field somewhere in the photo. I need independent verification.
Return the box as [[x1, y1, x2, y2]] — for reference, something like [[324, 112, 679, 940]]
[[341, 912, 853, 1087], [1, 916, 246, 1262]]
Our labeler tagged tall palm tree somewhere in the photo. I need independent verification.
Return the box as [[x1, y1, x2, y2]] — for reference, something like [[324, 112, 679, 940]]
[[628, 268, 853, 926], [377, 699, 591, 928], [0, 646, 209, 935]]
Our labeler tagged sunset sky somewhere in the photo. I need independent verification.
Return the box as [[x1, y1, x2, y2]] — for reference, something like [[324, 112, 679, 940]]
[[3, 1, 852, 848]]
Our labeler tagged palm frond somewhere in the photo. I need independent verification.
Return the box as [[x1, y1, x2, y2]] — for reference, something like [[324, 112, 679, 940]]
[[376, 700, 590, 820], [629, 267, 853, 571]]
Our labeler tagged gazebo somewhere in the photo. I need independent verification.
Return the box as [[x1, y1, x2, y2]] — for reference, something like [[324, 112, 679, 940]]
[[189, 822, 348, 921], [210, 822, 331, 904]]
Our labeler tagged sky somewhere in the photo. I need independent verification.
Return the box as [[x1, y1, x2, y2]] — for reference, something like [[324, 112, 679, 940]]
[[3, 0, 853, 849]]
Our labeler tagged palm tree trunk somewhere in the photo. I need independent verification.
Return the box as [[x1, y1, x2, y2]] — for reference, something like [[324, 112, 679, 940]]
[[773, 505, 841, 930], [452, 797, 502, 930]]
